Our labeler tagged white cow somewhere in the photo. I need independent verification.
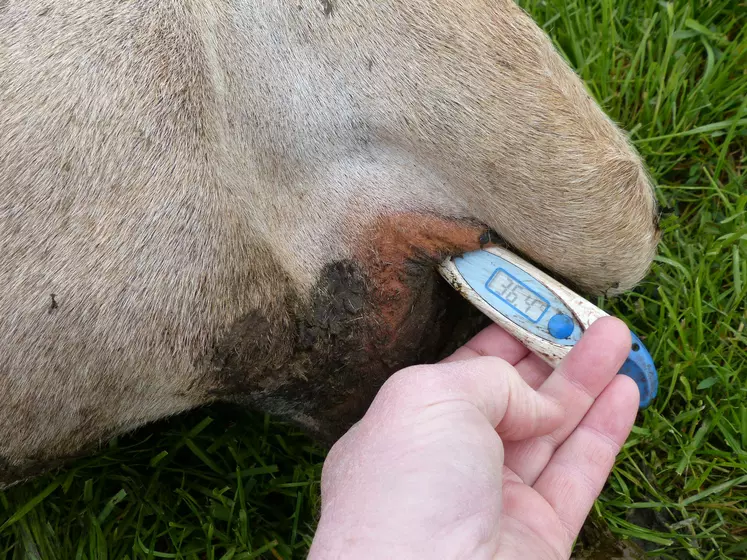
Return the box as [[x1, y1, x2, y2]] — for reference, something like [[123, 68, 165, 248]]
[[0, 0, 660, 486]]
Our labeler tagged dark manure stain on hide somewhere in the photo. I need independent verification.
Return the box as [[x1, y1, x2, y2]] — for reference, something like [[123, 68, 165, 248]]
[[320, 0, 334, 17], [209, 263, 486, 445], [209, 215, 495, 446], [208, 260, 391, 444], [48, 293, 58, 314]]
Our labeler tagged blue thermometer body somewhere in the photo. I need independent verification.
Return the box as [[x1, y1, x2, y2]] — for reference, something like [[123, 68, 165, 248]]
[[439, 247, 658, 408]]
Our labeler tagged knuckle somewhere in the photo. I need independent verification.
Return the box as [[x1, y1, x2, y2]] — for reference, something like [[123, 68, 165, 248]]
[[472, 355, 513, 373], [372, 363, 439, 409]]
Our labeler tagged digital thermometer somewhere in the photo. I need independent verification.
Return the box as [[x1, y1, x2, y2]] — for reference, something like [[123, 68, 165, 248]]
[[439, 247, 658, 408]]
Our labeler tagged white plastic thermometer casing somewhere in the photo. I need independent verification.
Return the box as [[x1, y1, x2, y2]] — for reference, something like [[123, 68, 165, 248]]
[[439, 247, 658, 408]]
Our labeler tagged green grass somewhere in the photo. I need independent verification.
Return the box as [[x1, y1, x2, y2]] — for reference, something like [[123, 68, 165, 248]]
[[1, 0, 745, 558]]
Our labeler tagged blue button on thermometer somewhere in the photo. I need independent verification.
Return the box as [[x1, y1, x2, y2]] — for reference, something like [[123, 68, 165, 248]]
[[439, 247, 658, 408]]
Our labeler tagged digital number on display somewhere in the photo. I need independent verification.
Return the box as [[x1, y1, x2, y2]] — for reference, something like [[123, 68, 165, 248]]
[[487, 269, 549, 322]]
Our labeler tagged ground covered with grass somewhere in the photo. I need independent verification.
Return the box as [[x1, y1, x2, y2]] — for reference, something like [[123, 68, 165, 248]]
[[1, 0, 745, 558]]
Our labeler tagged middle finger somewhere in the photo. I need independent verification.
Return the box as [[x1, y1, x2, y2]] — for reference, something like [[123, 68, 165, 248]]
[[502, 316, 631, 484]]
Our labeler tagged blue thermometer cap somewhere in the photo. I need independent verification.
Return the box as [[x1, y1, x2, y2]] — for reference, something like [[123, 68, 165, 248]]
[[621, 330, 658, 408]]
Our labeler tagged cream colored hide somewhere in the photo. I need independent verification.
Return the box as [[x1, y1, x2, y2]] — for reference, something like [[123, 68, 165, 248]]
[[0, 0, 660, 486]]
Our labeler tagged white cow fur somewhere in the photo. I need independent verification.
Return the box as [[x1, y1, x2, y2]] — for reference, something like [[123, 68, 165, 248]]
[[0, 0, 659, 485]]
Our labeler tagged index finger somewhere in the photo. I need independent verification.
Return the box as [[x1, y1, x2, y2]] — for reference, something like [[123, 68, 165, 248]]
[[440, 323, 530, 366]]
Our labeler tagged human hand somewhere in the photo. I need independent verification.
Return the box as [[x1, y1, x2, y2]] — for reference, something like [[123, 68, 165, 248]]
[[308, 317, 640, 559]]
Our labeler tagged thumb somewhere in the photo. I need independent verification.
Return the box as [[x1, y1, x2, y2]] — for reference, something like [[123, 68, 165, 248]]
[[373, 357, 564, 441]]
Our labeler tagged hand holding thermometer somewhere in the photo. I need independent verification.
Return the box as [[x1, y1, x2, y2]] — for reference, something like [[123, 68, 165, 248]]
[[439, 246, 658, 408]]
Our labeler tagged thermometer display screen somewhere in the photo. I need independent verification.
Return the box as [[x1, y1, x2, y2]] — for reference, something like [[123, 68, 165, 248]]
[[487, 269, 549, 322]]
